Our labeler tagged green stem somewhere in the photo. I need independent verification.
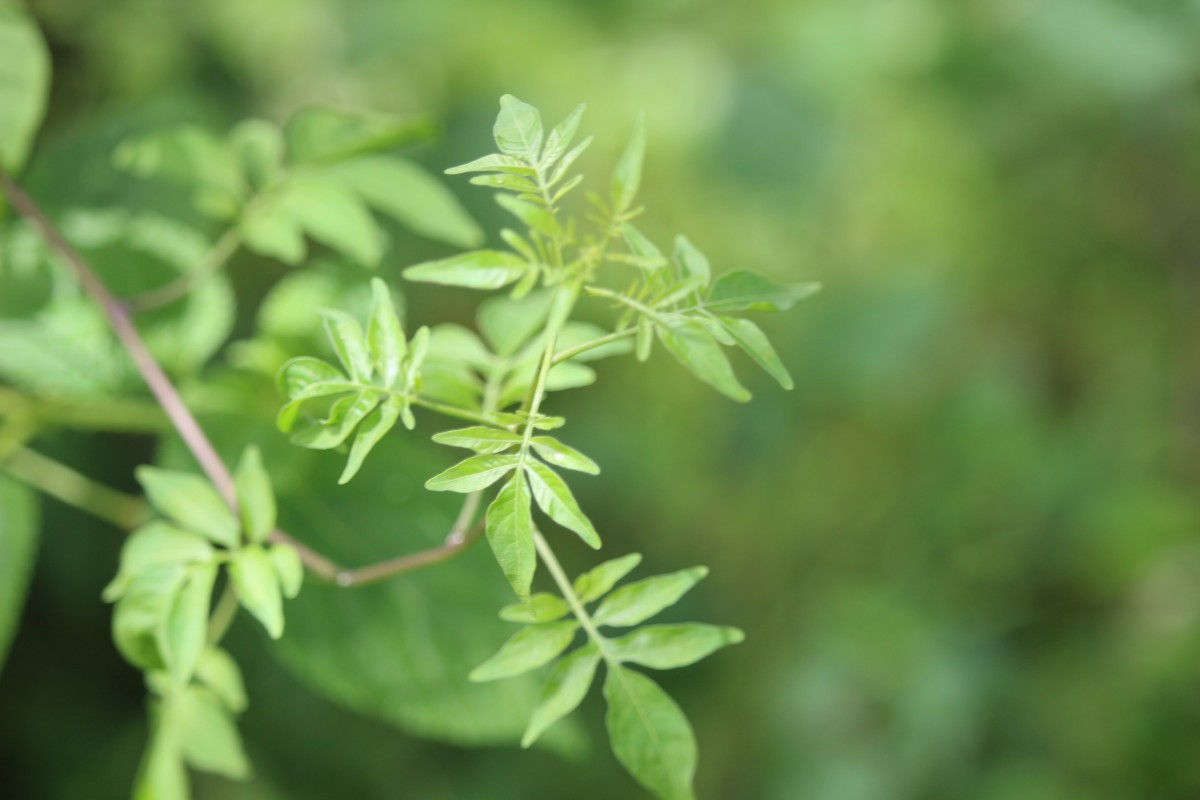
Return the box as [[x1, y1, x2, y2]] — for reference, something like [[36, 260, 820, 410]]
[[533, 529, 614, 664], [206, 583, 240, 646], [551, 327, 637, 365], [126, 226, 243, 312], [0, 387, 169, 434], [1, 445, 148, 529], [412, 396, 502, 426]]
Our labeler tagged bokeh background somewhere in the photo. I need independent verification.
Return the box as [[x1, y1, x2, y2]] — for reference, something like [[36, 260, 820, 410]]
[[4, 0, 1200, 798]]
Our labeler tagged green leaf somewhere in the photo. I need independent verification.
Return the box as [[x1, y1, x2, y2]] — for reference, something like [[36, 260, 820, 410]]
[[329, 156, 483, 248], [428, 324, 493, 370], [289, 390, 382, 451], [522, 644, 600, 748], [636, 315, 653, 362], [285, 106, 432, 164], [162, 563, 217, 687], [113, 126, 243, 217], [718, 316, 793, 390], [269, 542, 304, 600], [496, 193, 562, 238], [486, 475, 537, 599], [500, 593, 570, 623], [656, 319, 751, 402], [470, 173, 540, 193], [228, 118, 284, 189], [132, 702, 188, 800], [572, 553, 642, 604], [604, 665, 697, 800], [367, 278, 405, 386], [469, 621, 578, 682], [672, 235, 710, 287], [548, 136, 592, 187], [196, 647, 247, 713], [276, 356, 358, 431], [623, 224, 668, 272], [229, 545, 284, 639], [530, 436, 600, 475], [493, 94, 544, 163], [541, 104, 586, 171], [135, 467, 239, 548], [338, 395, 403, 484], [609, 624, 743, 670], [445, 153, 536, 176], [0, 475, 38, 674], [523, 461, 601, 548], [113, 565, 187, 671], [478, 288, 556, 357], [426, 454, 522, 493], [103, 522, 215, 602], [0, 5, 50, 172], [238, 204, 306, 264], [321, 308, 373, 382], [403, 250, 528, 290], [611, 113, 646, 216], [277, 177, 384, 267], [234, 446, 275, 544], [433, 426, 523, 454], [177, 685, 251, 779], [594, 567, 709, 628], [705, 270, 821, 313]]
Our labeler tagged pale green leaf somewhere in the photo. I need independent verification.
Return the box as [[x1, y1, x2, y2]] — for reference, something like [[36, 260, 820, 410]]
[[604, 665, 697, 800], [178, 685, 251, 779], [229, 545, 284, 639], [486, 475, 536, 599], [611, 114, 646, 215], [548, 136, 592, 187], [609, 624, 744, 670], [403, 250, 528, 290], [103, 522, 214, 602], [705, 270, 821, 313], [478, 288, 555, 357], [112, 126, 243, 217], [338, 394, 403, 484], [530, 436, 600, 475], [228, 118, 283, 189], [132, 703, 188, 800], [0, 475, 38, 674], [428, 323, 494, 370], [432, 426, 523, 454], [718, 316, 793, 390], [496, 193, 562, 238], [135, 467, 239, 548], [0, 6, 49, 172], [162, 563, 217, 687], [523, 461, 600, 548], [285, 106, 431, 164], [469, 621, 578, 682], [470, 173, 540, 193], [290, 390, 382, 450], [321, 308, 373, 382], [500, 593, 570, 623], [445, 153, 537, 176], [196, 647, 247, 713], [572, 553, 642, 604], [594, 567, 709, 628], [113, 565, 187, 671], [269, 542, 304, 600], [656, 319, 751, 402], [623, 224, 667, 272], [493, 94, 543, 162], [426, 454, 522, 493], [277, 176, 384, 266], [234, 446, 275, 543], [367, 278, 405, 386], [522, 643, 600, 748], [238, 204, 305, 264], [672, 235, 710, 287], [541, 103, 586, 171]]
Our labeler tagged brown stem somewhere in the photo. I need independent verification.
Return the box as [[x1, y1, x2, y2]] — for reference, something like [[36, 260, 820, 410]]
[[0, 169, 484, 586]]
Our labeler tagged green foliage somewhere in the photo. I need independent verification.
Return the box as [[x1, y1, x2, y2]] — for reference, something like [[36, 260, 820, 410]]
[[0, 475, 38, 675], [0, 2, 48, 174]]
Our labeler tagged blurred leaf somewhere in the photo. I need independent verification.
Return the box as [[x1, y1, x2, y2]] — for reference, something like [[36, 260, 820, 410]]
[[0, 5, 49, 173], [469, 621, 578, 682], [611, 114, 646, 216], [112, 565, 187, 671], [594, 567, 708, 627], [499, 593, 570, 623], [522, 643, 600, 748], [704, 270, 820, 313], [478, 288, 555, 357], [718, 316, 793, 390], [604, 666, 696, 800], [496, 193, 562, 238], [135, 467, 239, 548], [608, 624, 743, 670], [132, 703, 188, 800], [572, 553, 642, 604], [234, 446, 275, 544], [0, 475, 37, 674], [113, 126, 243, 217], [445, 153, 536, 176], [524, 461, 600, 548], [493, 95, 544, 163], [162, 563, 217, 688], [103, 522, 214, 602], [433, 426, 522, 454], [239, 204, 305, 265], [285, 107, 432, 164], [276, 176, 383, 267], [403, 250, 528, 290], [541, 104, 586, 171], [229, 544, 284, 639], [196, 647, 247, 713], [268, 542, 304, 600], [657, 318, 750, 402], [177, 685, 251, 779], [672, 236, 710, 287]]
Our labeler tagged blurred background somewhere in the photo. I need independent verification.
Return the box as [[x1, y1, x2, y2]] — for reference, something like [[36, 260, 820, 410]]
[[4, 0, 1200, 797]]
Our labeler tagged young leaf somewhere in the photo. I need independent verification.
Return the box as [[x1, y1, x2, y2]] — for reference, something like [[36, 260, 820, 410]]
[[338, 395, 403, 484], [289, 390, 382, 450], [276, 356, 357, 428], [611, 114, 646, 216], [623, 224, 667, 272], [0, 5, 49, 173], [523, 461, 601, 548], [604, 666, 697, 800], [530, 436, 600, 475], [403, 250, 528, 290], [672, 235, 711, 287], [196, 647, 248, 713], [522, 643, 600, 748], [478, 288, 556, 357], [367, 278, 405, 386], [239, 204, 306, 264], [104, 522, 215, 602], [161, 563, 217, 687], [593, 567, 709, 628], [486, 474, 536, 599], [135, 467, 239, 548], [572, 553, 643, 604], [500, 592, 570, 623], [276, 177, 384, 267], [113, 565, 188, 671], [541, 103, 586, 171], [234, 446, 275, 544], [177, 686, 251, 779], [656, 319, 751, 403], [268, 542, 304, 599], [548, 136, 593, 187], [609, 624, 744, 670], [426, 454, 521, 493], [496, 194, 562, 238], [704, 270, 821, 313], [493, 94, 544, 163], [471, 173, 540, 193], [468, 621, 578, 682], [432, 426, 523, 454], [718, 316, 793, 390], [229, 545, 284, 639], [321, 309, 373, 382], [445, 153, 536, 176], [132, 704, 188, 800]]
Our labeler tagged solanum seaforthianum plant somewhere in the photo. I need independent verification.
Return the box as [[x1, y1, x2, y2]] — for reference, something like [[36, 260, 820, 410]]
[[0, 13, 817, 794]]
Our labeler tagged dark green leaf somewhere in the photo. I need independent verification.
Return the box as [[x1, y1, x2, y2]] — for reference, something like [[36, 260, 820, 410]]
[[572, 553, 642, 604], [486, 475, 537, 599], [426, 454, 522, 493], [594, 567, 709, 628], [522, 643, 600, 748], [403, 250, 528, 290], [609, 624, 743, 670], [523, 461, 601, 548], [469, 621, 578, 682], [135, 467, 239, 548], [229, 545, 284, 639], [604, 665, 697, 800]]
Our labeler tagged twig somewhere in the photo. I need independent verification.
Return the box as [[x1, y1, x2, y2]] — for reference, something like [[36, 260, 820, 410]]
[[1, 445, 148, 529], [125, 226, 242, 312]]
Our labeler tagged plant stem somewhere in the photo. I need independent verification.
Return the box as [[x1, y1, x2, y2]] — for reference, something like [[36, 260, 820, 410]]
[[0, 387, 169, 433], [551, 327, 637, 365], [412, 396, 502, 426], [125, 226, 242, 312], [533, 529, 614, 664], [1, 445, 148, 529], [206, 583, 240, 646]]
